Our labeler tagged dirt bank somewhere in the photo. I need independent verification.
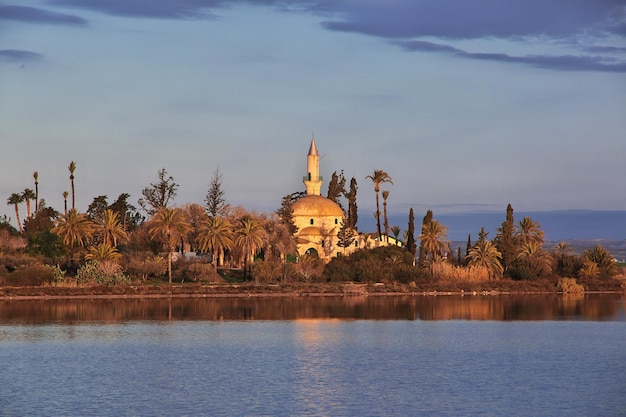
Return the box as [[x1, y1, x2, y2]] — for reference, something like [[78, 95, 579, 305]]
[[1, 278, 623, 300]]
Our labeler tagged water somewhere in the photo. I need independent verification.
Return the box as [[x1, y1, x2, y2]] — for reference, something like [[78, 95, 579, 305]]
[[1, 296, 625, 417]]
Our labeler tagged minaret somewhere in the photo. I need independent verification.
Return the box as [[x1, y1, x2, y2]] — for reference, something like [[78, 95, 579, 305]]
[[303, 136, 322, 195]]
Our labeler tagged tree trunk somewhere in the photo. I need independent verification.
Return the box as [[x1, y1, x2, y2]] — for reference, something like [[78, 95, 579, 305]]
[[14, 205, 22, 233], [375, 191, 382, 239], [167, 249, 172, 284]]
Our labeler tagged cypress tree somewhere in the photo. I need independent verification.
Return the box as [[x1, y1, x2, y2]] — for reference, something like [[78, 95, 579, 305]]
[[494, 203, 517, 276], [478, 227, 489, 243], [345, 177, 358, 229], [406, 208, 417, 262], [327, 170, 346, 210]]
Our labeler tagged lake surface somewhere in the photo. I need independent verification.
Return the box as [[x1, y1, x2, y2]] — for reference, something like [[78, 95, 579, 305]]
[[1, 295, 625, 417]]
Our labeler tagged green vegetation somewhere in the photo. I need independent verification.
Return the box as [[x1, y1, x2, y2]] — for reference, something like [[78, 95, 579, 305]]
[[0, 165, 624, 294]]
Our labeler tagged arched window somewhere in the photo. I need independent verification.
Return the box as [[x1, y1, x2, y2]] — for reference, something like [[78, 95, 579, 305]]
[[310, 218, 314, 225]]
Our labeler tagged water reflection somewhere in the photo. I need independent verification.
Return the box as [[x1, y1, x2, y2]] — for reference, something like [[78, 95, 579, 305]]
[[0, 294, 624, 323]]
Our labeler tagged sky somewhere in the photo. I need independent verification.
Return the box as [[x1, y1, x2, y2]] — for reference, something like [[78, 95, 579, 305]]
[[1, 0, 625, 235]]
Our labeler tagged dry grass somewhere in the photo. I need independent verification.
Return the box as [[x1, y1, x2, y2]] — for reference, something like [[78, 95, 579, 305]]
[[431, 263, 493, 283]]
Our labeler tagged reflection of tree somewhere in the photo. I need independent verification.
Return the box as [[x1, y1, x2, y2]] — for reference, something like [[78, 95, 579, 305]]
[[1, 295, 620, 323]]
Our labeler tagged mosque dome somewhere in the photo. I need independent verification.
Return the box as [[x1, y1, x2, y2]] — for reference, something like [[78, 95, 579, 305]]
[[292, 195, 344, 218]]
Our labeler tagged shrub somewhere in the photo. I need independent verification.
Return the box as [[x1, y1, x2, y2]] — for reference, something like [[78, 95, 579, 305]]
[[557, 278, 585, 294], [0, 229, 26, 251], [123, 253, 167, 281], [75, 260, 130, 285], [186, 261, 219, 283], [47, 264, 66, 284], [2, 264, 52, 286], [323, 245, 418, 283], [251, 261, 281, 283], [0, 252, 40, 273]]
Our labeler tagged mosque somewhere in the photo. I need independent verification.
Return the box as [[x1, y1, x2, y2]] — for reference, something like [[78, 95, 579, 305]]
[[291, 137, 391, 261]]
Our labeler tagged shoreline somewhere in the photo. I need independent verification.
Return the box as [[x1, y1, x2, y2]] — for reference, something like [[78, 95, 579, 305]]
[[1, 280, 624, 301]]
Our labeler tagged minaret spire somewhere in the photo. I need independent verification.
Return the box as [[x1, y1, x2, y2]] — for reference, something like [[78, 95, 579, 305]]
[[304, 135, 322, 195], [308, 134, 318, 156]]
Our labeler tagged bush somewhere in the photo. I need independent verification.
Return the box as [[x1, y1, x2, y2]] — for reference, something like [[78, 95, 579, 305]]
[[323, 246, 420, 283], [123, 253, 167, 281], [249, 261, 303, 284], [0, 229, 26, 251], [557, 277, 585, 294], [47, 264, 66, 284], [251, 261, 282, 283], [184, 261, 219, 283], [1, 264, 53, 286], [0, 252, 40, 273], [75, 261, 130, 285]]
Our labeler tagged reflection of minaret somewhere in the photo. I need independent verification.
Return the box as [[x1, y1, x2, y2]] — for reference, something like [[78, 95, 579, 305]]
[[304, 136, 322, 195]]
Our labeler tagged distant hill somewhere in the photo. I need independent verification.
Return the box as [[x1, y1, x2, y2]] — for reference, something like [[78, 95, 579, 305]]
[[359, 210, 626, 242]]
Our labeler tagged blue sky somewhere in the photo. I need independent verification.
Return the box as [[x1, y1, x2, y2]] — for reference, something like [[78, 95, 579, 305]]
[[1, 0, 625, 233]]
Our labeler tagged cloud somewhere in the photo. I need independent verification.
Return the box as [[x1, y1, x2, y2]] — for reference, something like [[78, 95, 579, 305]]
[[50, 0, 221, 19], [320, 0, 626, 40], [45, 0, 626, 40], [0, 49, 44, 62], [584, 45, 626, 53], [395, 40, 626, 72], [0, 5, 87, 25], [44, 0, 626, 72]]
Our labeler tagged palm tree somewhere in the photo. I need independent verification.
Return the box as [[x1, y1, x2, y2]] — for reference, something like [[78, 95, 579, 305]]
[[554, 242, 572, 258], [85, 243, 122, 262], [6, 193, 25, 233], [234, 216, 265, 281], [515, 216, 544, 246], [578, 259, 600, 280], [63, 191, 69, 215], [52, 208, 96, 262], [583, 245, 616, 279], [390, 225, 401, 244], [425, 253, 448, 279], [553, 241, 576, 277], [33, 171, 39, 214], [466, 240, 504, 280], [22, 188, 36, 219], [197, 215, 233, 270], [365, 170, 393, 240], [96, 209, 128, 247], [68, 161, 76, 210], [382, 190, 390, 242], [516, 241, 553, 278], [386, 254, 404, 267], [147, 207, 191, 283], [418, 219, 450, 265]]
